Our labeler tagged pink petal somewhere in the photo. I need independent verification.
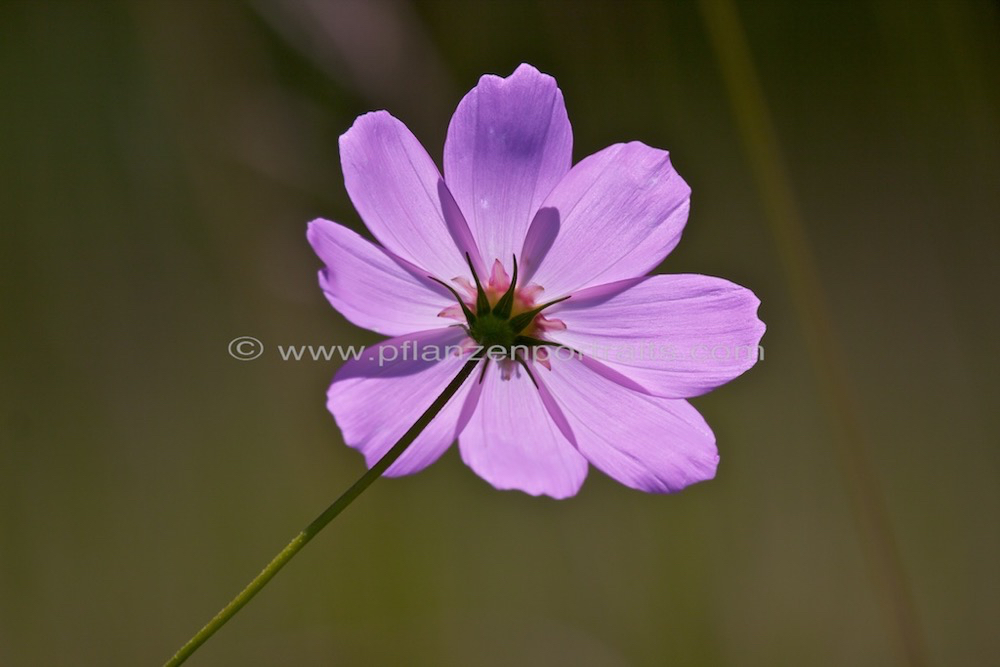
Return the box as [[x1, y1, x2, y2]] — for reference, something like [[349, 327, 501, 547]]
[[444, 64, 572, 272], [307, 218, 455, 336], [328, 328, 476, 477], [459, 363, 588, 499], [538, 356, 718, 493], [340, 111, 481, 280], [548, 275, 766, 398], [520, 142, 690, 297]]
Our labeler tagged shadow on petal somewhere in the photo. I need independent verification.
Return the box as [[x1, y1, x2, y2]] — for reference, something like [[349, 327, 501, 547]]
[[548, 277, 647, 312], [334, 328, 469, 381], [438, 178, 485, 277], [520, 206, 560, 284]]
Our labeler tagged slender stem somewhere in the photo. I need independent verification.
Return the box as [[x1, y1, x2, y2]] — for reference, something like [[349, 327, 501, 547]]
[[164, 356, 482, 667]]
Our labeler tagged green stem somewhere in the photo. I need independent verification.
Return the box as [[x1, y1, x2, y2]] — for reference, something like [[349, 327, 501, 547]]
[[164, 355, 482, 666]]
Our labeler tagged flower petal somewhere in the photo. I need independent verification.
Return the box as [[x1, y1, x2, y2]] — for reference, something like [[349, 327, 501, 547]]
[[459, 362, 588, 499], [328, 328, 475, 477], [538, 356, 717, 493], [444, 64, 572, 272], [520, 142, 690, 297], [548, 275, 765, 398], [340, 111, 480, 279], [307, 218, 455, 336]]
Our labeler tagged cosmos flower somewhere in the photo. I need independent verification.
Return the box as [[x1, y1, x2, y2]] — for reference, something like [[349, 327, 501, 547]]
[[308, 64, 764, 499]]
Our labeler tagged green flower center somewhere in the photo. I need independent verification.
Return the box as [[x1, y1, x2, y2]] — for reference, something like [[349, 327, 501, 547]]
[[469, 312, 518, 350], [431, 254, 569, 361]]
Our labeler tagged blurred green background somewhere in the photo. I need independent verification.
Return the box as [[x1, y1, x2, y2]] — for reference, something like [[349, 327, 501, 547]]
[[2, 1, 998, 665]]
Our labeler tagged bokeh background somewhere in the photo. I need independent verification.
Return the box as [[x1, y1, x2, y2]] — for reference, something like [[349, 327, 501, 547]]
[[2, 1, 998, 665]]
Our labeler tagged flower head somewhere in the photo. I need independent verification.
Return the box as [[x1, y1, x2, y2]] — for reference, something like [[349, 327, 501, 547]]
[[308, 64, 765, 498]]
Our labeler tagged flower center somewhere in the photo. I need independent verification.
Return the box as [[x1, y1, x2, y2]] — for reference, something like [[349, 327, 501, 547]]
[[469, 312, 518, 350], [432, 254, 568, 363]]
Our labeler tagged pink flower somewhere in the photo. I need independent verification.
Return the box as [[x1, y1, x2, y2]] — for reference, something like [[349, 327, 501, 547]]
[[308, 64, 764, 498]]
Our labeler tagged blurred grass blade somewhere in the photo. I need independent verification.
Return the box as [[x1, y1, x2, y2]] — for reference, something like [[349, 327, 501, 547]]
[[698, 1, 929, 665]]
